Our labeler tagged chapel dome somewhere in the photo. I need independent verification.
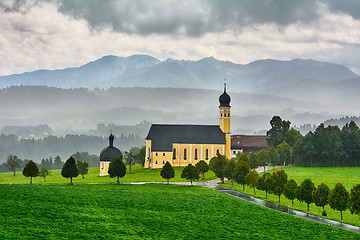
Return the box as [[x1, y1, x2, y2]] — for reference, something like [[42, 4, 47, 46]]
[[100, 134, 123, 161], [219, 83, 231, 107]]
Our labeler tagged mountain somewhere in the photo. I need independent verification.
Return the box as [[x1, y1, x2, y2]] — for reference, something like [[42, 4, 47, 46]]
[[1, 55, 358, 92]]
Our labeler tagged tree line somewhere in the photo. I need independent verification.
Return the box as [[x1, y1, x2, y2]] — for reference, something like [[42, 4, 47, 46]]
[[0, 133, 144, 165], [196, 153, 360, 221], [266, 116, 360, 167]]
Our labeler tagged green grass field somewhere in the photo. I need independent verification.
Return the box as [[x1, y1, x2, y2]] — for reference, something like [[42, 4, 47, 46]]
[[1, 184, 358, 239], [223, 167, 360, 227], [0, 165, 216, 185]]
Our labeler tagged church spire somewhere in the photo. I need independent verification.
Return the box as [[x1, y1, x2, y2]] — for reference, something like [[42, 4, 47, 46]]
[[109, 129, 114, 147]]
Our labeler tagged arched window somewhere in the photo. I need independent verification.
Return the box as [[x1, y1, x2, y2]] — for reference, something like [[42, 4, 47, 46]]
[[147, 148, 150, 158], [224, 113, 226, 117], [183, 148, 187, 160], [155, 160, 158, 164], [172, 148, 176, 160], [221, 113, 223, 117], [194, 148, 198, 160], [101, 163, 104, 169], [205, 149, 209, 160], [162, 160, 165, 164], [216, 149, 220, 155]]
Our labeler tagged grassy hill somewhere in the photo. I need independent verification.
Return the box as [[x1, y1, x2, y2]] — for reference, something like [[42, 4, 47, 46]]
[[223, 167, 360, 227], [1, 184, 358, 239], [0, 165, 216, 185]]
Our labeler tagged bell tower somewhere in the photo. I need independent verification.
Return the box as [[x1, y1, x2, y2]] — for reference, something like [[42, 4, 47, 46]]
[[219, 81, 231, 158]]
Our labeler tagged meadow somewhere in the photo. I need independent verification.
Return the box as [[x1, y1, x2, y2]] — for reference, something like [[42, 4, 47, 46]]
[[1, 184, 359, 239], [0, 165, 216, 185], [223, 167, 360, 227]]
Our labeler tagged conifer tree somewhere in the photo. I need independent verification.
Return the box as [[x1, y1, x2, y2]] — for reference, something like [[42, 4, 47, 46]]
[[108, 157, 126, 184], [77, 161, 89, 179], [22, 160, 39, 184], [350, 184, 360, 217], [160, 161, 175, 184], [257, 172, 270, 199], [61, 156, 79, 184]]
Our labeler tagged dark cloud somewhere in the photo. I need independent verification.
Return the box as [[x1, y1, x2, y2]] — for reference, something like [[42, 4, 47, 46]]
[[55, 0, 324, 36], [326, 0, 360, 19]]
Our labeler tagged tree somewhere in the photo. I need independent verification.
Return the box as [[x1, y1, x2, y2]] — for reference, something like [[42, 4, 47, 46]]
[[267, 146, 280, 168], [266, 169, 288, 203], [137, 146, 146, 166], [277, 141, 291, 165], [283, 179, 298, 207], [267, 116, 291, 147], [235, 152, 250, 166], [329, 183, 349, 220], [195, 160, 209, 179], [249, 152, 259, 169], [297, 179, 315, 211], [39, 167, 51, 182], [313, 182, 330, 215], [160, 161, 175, 184], [233, 160, 250, 191], [6, 155, 22, 176], [61, 156, 79, 184], [77, 161, 89, 179], [349, 184, 360, 216], [22, 160, 39, 184], [209, 154, 228, 183], [53, 155, 63, 169], [181, 164, 199, 185], [108, 157, 127, 184], [124, 147, 142, 172], [224, 158, 237, 187], [245, 169, 259, 194], [257, 149, 270, 172], [257, 172, 270, 199]]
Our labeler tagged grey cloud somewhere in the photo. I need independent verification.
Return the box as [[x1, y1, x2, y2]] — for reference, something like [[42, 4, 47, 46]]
[[326, 0, 360, 19], [56, 0, 322, 36]]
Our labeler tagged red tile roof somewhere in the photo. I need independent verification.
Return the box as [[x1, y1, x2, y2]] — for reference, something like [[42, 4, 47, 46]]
[[231, 135, 268, 149]]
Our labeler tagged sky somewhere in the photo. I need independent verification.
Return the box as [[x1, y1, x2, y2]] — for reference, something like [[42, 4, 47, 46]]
[[1, 0, 360, 76]]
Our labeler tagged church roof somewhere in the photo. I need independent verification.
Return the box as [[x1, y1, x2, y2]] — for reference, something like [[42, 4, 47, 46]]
[[146, 124, 226, 151], [100, 133, 123, 161], [219, 83, 231, 107], [231, 135, 268, 149]]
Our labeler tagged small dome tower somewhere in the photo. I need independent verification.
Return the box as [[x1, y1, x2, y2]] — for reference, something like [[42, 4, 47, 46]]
[[99, 131, 123, 176]]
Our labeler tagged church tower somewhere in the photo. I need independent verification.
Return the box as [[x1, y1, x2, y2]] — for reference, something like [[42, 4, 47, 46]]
[[219, 82, 231, 158]]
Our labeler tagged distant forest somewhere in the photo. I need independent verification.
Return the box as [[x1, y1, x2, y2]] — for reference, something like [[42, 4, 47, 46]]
[[0, 133, 144, 164]]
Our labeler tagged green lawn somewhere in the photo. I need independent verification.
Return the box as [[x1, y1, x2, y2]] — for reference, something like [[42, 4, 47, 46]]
[[223, 167, 360, 227], [0, 165, 216, 185], [1, 184, 358, 239]]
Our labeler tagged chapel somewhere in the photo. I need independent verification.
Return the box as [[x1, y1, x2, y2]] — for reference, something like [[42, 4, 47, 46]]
[[99, 132, 123, 176], [144, 83, 232, 168]]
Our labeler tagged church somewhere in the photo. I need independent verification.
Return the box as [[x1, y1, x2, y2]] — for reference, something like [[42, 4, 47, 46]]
[[144, 83, 232, 169]]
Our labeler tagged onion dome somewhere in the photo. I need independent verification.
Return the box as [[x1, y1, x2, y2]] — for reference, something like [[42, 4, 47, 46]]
[[100, 133, 123, 161], [219, 83, 231, 107]]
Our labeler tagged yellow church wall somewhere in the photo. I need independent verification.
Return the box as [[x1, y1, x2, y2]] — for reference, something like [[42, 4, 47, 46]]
[[99, 161, 110, 176], [145, 143, 226, 169]]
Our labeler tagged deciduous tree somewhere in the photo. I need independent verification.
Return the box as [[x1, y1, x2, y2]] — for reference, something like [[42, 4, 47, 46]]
[[224, 158, 237, 187], [22, 160, 39, 184], [233, 160, 250, 191], [257, 172, 270, 199], [284, 179, 298, 207], [195, 160, 209, 179], [257, 149, 270, 172], [181, 164, 199, 185], [245, 169, 259, 194], [108, 157, 126, 184], [266, 169, 288, 203], [349, 184, 360, 217], [297, 179, 315, 211], [277, 141, 291, 165], [209, 154, 228, 183], [161, 161, 175, 184], [39, 167, 51, 182], [329, 183, 349, 220], [6, 155, 22, 176], [77, 161, 89, 179], [61, 156, 79, 184], [313, 182, 330, 215]]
